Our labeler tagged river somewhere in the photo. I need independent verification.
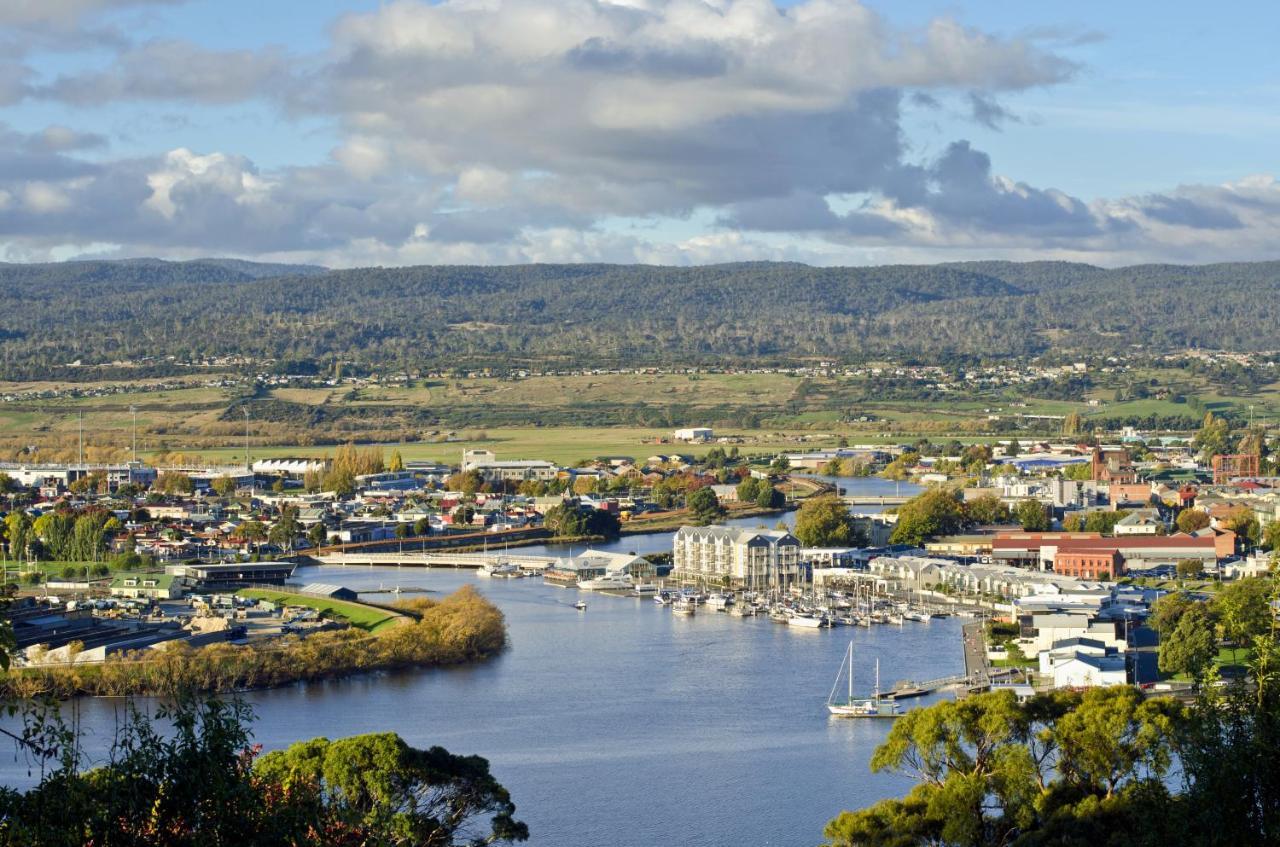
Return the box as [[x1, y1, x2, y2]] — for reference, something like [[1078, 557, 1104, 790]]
[[2, 475, 951, 847]]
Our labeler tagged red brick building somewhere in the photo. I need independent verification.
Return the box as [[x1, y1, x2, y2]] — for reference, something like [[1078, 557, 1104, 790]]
[[1054, 546, 1125, 579]]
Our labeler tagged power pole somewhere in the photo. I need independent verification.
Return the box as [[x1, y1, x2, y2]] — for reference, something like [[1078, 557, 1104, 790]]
[[244, 406, 251, 472], [130, 404, 137, 464], [78, 411, 84, 466]]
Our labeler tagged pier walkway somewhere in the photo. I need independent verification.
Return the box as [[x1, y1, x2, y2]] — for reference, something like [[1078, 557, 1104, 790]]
[[315, 551, 560, 571]]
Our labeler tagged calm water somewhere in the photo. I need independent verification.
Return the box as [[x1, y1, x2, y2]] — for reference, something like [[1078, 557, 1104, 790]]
[[1, 475, 950, 847]]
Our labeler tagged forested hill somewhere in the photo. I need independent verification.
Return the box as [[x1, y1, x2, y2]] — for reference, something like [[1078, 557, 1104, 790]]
[[1, 258, 1277, 378]]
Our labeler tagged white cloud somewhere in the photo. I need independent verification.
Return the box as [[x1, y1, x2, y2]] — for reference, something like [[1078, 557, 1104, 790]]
[[2, 0, 1280, 267], [22, 182, 74, 214]]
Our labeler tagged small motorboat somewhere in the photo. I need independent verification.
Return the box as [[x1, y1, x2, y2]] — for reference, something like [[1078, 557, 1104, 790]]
[[574, 600, 588, 611]]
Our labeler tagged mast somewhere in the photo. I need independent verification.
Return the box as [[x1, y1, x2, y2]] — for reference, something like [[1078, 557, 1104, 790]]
[[848, 642, 854, 702]]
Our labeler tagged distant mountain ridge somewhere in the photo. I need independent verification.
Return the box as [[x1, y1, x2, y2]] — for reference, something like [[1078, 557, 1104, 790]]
[[0, 258, 1276, 377]]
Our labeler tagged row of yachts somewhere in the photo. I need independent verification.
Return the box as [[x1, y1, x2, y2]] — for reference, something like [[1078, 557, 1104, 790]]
[[650, 589, 961, 627]]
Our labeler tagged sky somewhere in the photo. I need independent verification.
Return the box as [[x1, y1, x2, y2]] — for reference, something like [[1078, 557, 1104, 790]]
[[0, 0, 1277, 268]]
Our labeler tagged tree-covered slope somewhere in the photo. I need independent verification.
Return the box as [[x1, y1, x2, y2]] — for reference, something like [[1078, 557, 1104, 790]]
[[0, 258, 1275, 377]]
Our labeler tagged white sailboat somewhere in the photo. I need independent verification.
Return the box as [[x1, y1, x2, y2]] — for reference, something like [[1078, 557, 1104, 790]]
[[826, 642, 901, 719]]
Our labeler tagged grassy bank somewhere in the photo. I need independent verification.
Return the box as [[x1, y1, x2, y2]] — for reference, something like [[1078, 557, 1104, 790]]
[[238, 588, 403, 632], [0, 586, 506, 699]]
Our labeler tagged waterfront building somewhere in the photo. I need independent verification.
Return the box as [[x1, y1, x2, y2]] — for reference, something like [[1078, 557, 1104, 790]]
[[673, 526, 801, 587]]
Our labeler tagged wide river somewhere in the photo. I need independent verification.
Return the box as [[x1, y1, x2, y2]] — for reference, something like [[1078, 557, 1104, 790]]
[[4, 476, 961, 847]]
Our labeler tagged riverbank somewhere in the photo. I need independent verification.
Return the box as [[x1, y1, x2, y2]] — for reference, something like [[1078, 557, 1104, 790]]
[[0, 586, 506, 700]]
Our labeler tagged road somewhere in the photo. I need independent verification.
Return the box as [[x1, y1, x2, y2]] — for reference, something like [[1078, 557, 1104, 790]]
[[961, 620, 991, 684]]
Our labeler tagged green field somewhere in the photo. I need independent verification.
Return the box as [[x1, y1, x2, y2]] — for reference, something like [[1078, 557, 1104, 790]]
[[240, 589, 402, 633], [176, 426, 920, 467], [1, 365, 1276, 464]]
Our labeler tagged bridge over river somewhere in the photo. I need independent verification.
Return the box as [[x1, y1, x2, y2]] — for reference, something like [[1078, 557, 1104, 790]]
[[839, 494, 912, 506]]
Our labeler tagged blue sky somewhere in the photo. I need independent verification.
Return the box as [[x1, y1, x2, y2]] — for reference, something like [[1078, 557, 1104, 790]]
[[0, 0, 1277, 266]]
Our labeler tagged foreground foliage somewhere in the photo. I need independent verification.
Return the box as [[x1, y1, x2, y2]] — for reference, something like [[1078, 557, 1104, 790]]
[[824, 603, 1280, 846], [0, 586, 506, 699], [0, 696, 528, 846]]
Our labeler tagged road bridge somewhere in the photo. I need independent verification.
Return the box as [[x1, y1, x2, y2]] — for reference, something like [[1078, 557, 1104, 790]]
[[840, 495, 913, 506]]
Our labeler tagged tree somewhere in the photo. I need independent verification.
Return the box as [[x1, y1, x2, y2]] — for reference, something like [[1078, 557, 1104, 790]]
[[1219, 506, 1260, 548], [71, 511, 110, 561], [1062, 462, 1093, 481], [754, 481, 783, 509], [1194, 411, 1231, 460], [768, 454, 791, 474], [686, 487, 722, 525], [34, 511, 76, 560], [269, 506, 301, 551], [1177, 558, 1204, 580], [307, 522, 329, 548], [211, 475, 238, 498], [1177, 509, 1211, 534], [1148, 592, 1194, 638], [0, 698, 528, 846], [1213, 578, 1272, 660], [254, 732, 528, 845], [388, 449, 405, 472], [1159, 603, 1216, 680], [823, 688, 1184, 847], [736, 477, 762, 503], [446, 470, 484, 496], [233, 520, 268, 552], [794, 495, 861, 547], [1014, 498, 1051, 531], [1062, 411, 1083, 437], [542, 504, 620, 538], [889, 488, 967, 547], [155, 471, 195, 496], [963, 493, 1009, 525]]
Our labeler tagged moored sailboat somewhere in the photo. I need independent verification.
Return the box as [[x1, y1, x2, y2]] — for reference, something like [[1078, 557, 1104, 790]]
[[826, 642, 900, 719]]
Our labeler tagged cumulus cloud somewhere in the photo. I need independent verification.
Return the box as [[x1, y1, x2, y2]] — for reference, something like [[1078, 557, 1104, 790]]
[[1, 0, 1280, 266]]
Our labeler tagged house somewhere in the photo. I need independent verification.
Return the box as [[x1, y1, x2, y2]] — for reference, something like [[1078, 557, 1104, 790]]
[[1052, 653, 1127, 688], [1112, 511, 1163, 535], [111, 572, 184, 600]]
